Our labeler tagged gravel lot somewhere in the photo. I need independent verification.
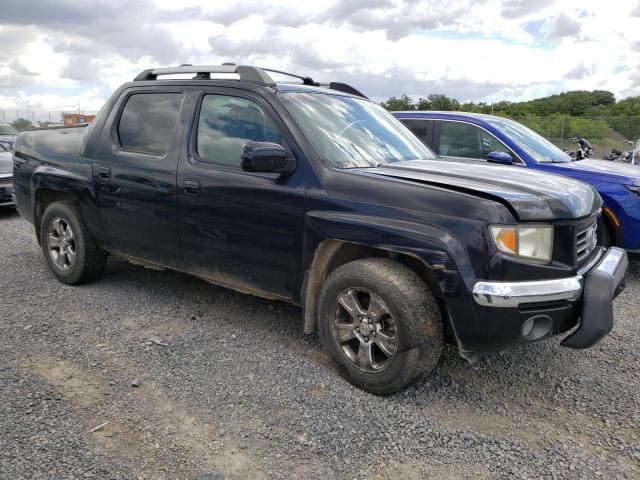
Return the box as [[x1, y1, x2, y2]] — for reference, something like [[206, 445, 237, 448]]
[[1, 208, 639, 480]]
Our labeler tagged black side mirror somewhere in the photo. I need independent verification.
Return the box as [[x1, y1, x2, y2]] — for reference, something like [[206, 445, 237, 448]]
[[241, 142, 296, 174], [486, 151, 514, 165]]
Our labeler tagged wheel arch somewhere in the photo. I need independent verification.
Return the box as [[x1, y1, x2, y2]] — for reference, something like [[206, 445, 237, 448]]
[[301, 239, 448, 335], [33, 189, 78, 245]]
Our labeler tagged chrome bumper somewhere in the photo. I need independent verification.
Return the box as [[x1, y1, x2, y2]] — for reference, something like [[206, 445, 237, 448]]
[[472, 276, 583, 308], [472, 247, 627, 309]]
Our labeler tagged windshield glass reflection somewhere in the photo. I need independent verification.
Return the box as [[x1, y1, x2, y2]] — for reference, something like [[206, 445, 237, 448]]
[[280, 92, 435, 168]]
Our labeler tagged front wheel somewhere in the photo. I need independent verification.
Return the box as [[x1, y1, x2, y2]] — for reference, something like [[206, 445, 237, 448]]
[[40, 201, 107, 285], [317, 258, 443, 395]]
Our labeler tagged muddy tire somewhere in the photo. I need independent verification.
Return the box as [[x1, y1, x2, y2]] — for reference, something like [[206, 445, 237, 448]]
[[318, 258, 443, 395], [40, 201, 107, 285]]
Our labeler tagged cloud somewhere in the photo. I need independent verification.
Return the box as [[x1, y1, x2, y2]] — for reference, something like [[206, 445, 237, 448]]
[[0, 0, 196, 64], [544, 12, 582, 39], [501, 0, 555, 19], [9, 60, 37, 76], [564, 63, 589, 80], [60, 56, 100, 82], [318, 0, 484, 41], [1, 0, 640, 111]]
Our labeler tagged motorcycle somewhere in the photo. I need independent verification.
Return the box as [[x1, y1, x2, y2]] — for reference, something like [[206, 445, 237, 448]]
[[603, 140, 635, 163], [566, 137, 593, 160]]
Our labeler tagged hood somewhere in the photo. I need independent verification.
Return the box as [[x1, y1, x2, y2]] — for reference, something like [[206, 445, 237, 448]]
[[365, 160, 600, 221], [549, 159, 640, 184], [0, 151, 12, 174]]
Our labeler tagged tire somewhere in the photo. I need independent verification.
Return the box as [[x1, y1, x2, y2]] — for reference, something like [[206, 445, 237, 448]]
[[317, 258, 443, 395], [40, 201, 107, 285]]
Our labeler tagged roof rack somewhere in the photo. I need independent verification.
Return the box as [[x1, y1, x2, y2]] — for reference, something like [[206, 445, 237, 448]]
[[133, 64, 275, 85], [133, 64, 368, 99]]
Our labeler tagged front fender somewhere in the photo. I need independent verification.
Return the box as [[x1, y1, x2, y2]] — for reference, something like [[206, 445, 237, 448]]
[[299, 210, 481, 336], [304, 210, 472, 272]]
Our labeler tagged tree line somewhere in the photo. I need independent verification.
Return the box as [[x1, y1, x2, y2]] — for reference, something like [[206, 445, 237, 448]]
[[381, 90, 640, 142]]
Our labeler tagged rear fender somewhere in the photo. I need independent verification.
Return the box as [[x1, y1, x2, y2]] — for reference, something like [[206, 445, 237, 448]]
[[31, 165, 105, 245]]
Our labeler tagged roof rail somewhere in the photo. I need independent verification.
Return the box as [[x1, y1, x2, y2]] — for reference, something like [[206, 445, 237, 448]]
[[132, 64, 368, 99], [322, 82, 368, 99], [260, 68, 368, 98], [133, 64, 275, 85]]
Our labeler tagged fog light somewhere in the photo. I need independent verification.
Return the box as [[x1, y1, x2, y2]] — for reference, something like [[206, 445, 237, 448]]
[[521, 315, 553, 341]]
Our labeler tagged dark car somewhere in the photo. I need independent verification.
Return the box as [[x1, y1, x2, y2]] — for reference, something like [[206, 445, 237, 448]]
[[394, 111, 640, 251], [0, 141, 14, 207], [0, 123, 18, 147], [11, 65, 627, 394]]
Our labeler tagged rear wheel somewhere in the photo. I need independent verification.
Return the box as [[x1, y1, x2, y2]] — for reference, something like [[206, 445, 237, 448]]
[[318, 258, 443, 395], [40, 201, 107, 284]]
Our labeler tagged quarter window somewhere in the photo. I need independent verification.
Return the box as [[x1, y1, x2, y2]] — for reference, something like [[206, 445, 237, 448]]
[[117, 93, 183, 156], [196, 95, 283, 167]]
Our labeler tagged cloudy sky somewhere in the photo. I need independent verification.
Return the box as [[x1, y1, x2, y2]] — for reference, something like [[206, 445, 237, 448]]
[[1, 0, 640, 115]]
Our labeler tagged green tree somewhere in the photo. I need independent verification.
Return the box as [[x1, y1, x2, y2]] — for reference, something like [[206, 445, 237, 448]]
[[380, 94, 414, 111], [11, 118, 33, 131], [426, 94, 460, 111]]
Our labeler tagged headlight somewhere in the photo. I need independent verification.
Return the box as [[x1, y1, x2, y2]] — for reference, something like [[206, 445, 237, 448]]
[[625, 185, 640, 196], [490, 225, 553, 262]]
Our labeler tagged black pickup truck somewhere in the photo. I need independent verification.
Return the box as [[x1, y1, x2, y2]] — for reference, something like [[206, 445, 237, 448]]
[[12, 65, 628, 394]]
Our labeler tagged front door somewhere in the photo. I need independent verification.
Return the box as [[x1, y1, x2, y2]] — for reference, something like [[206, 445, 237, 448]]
[[93, 89, 185, 267], [177, 89, 306, 300]]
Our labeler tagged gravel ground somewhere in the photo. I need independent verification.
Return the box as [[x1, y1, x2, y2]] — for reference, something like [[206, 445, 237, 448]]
[[1, 208, 639, 480]]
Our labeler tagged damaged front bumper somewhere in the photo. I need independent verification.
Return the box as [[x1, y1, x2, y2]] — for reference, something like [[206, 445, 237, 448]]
[[471, 247, 628, 349]]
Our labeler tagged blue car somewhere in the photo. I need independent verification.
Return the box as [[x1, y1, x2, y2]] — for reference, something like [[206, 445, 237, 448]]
[[394, 111, 640, 251]]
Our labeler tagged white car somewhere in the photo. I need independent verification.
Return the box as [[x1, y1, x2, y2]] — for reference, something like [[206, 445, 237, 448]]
[[0, 141, 14, 208], [0, 123, 18, 147]]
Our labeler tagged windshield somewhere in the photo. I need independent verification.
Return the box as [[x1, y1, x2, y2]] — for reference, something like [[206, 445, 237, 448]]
[[0, 124, 18, 135], [279, 92, 435, 168], [487, 117, 572, 163]]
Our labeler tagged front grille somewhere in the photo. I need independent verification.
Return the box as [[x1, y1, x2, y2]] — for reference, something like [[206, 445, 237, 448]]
[[576, 221, 597, 263], [0, 176, 12, 185]]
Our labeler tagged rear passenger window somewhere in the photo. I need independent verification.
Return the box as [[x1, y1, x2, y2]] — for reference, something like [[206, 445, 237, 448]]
[[117, 93, 183, 156], [196, 95, 283, 167]]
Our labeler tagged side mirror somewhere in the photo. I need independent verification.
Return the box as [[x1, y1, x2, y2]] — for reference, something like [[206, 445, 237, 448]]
[[241, 142, 296, 174], [486, 151, 514, 165]]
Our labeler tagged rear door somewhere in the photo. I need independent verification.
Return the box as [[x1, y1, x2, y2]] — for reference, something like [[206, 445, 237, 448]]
[[92, 88, 186, 267], [176, 88, 306, 300]]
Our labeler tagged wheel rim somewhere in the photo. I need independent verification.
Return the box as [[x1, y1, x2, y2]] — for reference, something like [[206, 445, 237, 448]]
[[331, 288, 398, 373], [47, 217, 76, 271]]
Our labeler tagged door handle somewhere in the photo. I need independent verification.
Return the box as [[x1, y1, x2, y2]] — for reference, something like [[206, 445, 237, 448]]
[[97, 166, 111, 182], [184, 179, 200, 195]]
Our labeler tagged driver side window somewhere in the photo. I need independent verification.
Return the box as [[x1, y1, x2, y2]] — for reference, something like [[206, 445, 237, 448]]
[[196, 95, 284, 167], [437, 121, 513, 160]]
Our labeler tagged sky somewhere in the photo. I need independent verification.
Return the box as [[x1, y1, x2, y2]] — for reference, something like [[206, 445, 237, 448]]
[[1, 0, 640, 116]]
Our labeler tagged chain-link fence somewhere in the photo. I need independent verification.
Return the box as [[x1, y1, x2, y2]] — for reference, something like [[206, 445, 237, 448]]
[[0, 109, 100, 128], [506, 114, 640, 159]]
